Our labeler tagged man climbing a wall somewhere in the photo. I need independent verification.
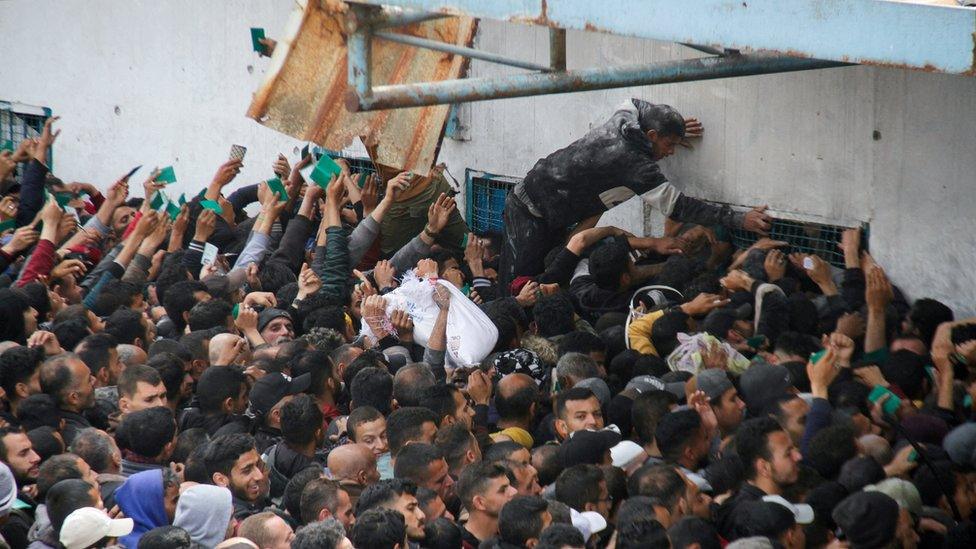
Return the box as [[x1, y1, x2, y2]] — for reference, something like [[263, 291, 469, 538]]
[[499, 98, 772, 291]]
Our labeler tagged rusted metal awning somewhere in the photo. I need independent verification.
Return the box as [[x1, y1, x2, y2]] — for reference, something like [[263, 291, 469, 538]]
[[246, 0, 476, 175]]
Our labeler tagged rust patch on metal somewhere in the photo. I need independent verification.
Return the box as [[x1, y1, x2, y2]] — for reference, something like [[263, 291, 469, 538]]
[[246, 0, 476, 175]]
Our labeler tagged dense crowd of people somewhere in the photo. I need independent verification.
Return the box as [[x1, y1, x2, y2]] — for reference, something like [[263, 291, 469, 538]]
[[0, 111, 973, 549]]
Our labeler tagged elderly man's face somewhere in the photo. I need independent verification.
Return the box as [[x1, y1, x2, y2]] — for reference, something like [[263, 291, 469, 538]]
[[261, 318, 294, 345]]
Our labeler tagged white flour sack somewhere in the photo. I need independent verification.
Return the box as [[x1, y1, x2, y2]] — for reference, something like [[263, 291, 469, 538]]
[[360, 271, 498, 367]]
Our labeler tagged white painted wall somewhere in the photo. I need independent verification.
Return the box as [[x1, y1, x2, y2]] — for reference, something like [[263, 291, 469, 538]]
[[1, 4, 974, 315], [440, 20, 976, 316]]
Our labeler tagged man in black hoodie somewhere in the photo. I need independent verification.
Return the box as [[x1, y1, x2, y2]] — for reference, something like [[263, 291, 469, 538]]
[[500, 98, 772, 290]]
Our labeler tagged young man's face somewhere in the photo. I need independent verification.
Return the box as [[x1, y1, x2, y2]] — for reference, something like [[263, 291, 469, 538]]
[[164, 481, 180, 522], [479, 475, 518, 517], [353, 418, 389, 457], [69, 359, 96, 410], [263, 514, 295, 549], [451, 389, 476, 429], [392, 494, 426, 540], [647, 132, 683, 161], [765, 431, 801, 486], [558, 396, 604, 438], [335, 488, 356, 531], [121, 381, 168, 415], [776, 398, 810, 445], [1, 432, 41, 484], [513, 464, 542, 496], [712, 388, 746, 434], [227, 449, 265, 502], [421, 458, 455, 502]]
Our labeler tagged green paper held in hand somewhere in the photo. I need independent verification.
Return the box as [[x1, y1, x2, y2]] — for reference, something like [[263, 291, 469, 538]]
[[155, 166, 177, 183], [178, 193, 187, 206], [0, 220, 15, 233], [266, 177, 288, 202], [149, 191, 167, 211], [54, 192, 73, 208], [309, 155, 342, 190], [250, 28, 266, 52], [200, 200, 223, 215], [0, 140, 13, 152], [166, 201, 182, 221]]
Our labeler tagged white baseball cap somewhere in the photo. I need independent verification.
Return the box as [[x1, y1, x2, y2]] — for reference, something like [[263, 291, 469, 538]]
[[762, 495, 815, 525], [59, 507, 134, 549], [570, 508, 607, 540]]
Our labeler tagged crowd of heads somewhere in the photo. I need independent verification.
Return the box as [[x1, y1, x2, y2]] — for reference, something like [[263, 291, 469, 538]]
[[0, 117, 974, 549]]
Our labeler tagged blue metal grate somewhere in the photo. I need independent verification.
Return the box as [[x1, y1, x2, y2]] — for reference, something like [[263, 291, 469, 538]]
[[464, 169, 519, 235], [0, 105, 52, 176]]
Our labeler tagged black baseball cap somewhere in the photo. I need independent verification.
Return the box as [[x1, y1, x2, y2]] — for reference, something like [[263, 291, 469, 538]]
[[248, 372, 310, 416]]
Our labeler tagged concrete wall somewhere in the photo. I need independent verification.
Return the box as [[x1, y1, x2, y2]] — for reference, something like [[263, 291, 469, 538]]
[[440, 20, 976, 316], [1, 4, 974, 314]]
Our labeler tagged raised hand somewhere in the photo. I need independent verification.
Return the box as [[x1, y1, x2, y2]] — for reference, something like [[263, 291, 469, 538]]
[[515, 280, 540, 308], [416, 258, 438, 278], [391, 310, 414, 343], [272, 154, 290, 179], [373, 260, 396, 290], [742, 205, 772, 236], [681, 292, 731, 316], [298, 263, 322, 297], [426, 193, 456, 235], [193, 209, 217, 242], [211, 159, 243, 188], [51, 259, 87, 281], [764, 249, 787, 281], [865, 265, 893, 311], [3, 226, 39, 253], [720, 269, 754, 293]]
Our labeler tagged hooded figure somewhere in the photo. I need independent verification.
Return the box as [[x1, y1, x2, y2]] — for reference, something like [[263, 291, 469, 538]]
[[499, 98, 765, 291], [174, 485, 234, 548], [114, 470, 169, 548]]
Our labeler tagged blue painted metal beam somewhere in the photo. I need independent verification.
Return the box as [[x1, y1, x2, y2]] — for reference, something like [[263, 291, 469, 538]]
[[346, 53, 850, 111], [347, 0, 976, 75], [373, 31, 552, 72]]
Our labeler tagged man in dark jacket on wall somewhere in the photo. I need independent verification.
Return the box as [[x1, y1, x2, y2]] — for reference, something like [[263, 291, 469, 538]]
[[500, 98, 772, 290]]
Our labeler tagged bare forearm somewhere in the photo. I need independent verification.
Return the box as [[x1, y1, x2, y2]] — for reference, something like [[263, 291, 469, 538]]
[[864, 306, 887, 353], [427, 309, 449, 352]]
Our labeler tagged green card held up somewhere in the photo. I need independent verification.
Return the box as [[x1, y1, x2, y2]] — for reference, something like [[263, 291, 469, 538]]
[[0, 220, 15, 233], [250, 28, 266, 53], [155, 166, 177, 184], [54, 192, 73, 208], [149, 191, 167, 211], [267, 177, 288, 201], [166, 202, 182, 221], [0, 140, 13, 152], [200, 200, 223, 215], [310, 155, 342, 189]]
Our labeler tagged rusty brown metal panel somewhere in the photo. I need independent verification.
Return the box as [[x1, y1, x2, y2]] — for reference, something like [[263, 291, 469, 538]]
[[246, 0, 476, 176]]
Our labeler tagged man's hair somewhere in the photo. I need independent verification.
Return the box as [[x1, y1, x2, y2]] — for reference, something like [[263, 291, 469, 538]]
[[881, 350, 928, 400], [51, 318, 91, 354], [424, 517, 462, 549], [533, 293, 576, 338], [38, 353, 82, 408], [487, 312, 518, 353], [104, 309, 146, 346], [148, 339, 193, 362], [805, 425, 857, 481], [117, 406, 175, 459], [393, 443, 443, 483], [300, 477, 340, 525], [238, 512, 287, 548], [631, 390, 678, 445], [91, 280, 140, 317], [147, 352, 185, 402], [283, 466, 326, 522], [204, 433, 256, 478], [557, 331, 607, 359], [387, 407, 438, 456], [137, 525, 193, 549], [179, 329, 213, 362], [258, 262, 298, 295], [434, 423, 477, 472], [351, 508, 406, 549], [75, 333, 117, 377], [37, 454, 84, 500], [356, 479, 417, 516], [554, 464, 604, 512], [532, 444, 563, 487], [293, 517, 348, 549], [163, 280, 208, 332], [538, 523, 586, 549], [0, 426, 25, 462], [456, 461, 508, 507], [282, 394, 323, 447], [195, 366, 245, 414], [555, 354, 601, 386], [393, 363, 436, 408], [118, 364, 163, 400], [588, 238, 631, 290], [46, 478, 97, 535], [300, 350, 336, 398], [0, 345, 44, 400], [627, 464, 685, 507], [69, 428, 115, 474], [16, 394, 61, 430], [417, 384, 459, 425], [774, 331, 821, 359], [908, 298, 953, 346], [187, 299, 233, 332], [499, 495, 549, 546], [668, 517, 722, 549], [351, 367, 394, 416], [635, 101, 687, 137], [496, 383, 537, 422], [655, 409, 702, 463], [303, 305, 347, 335], [616, 517, 669, 549], [554, 387, 598, 420], [484, 441, 525, 464], [734, 416, 785, 480], [347, 406, 384, 442], [173, 428, 209, 465], [651, 311, 689, 357]]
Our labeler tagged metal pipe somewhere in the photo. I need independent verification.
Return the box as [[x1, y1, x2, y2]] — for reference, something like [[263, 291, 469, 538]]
[[550, 28, 566, 71], [680, 43, 725, 57], [374, 31, 552, 72], [347, 14, 373, 98], [370, 7, 450, 29], [346, 54, 850, 111]]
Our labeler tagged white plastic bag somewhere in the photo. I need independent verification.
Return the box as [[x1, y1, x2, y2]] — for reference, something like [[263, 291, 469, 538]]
[[360, 271, 498, 367]]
